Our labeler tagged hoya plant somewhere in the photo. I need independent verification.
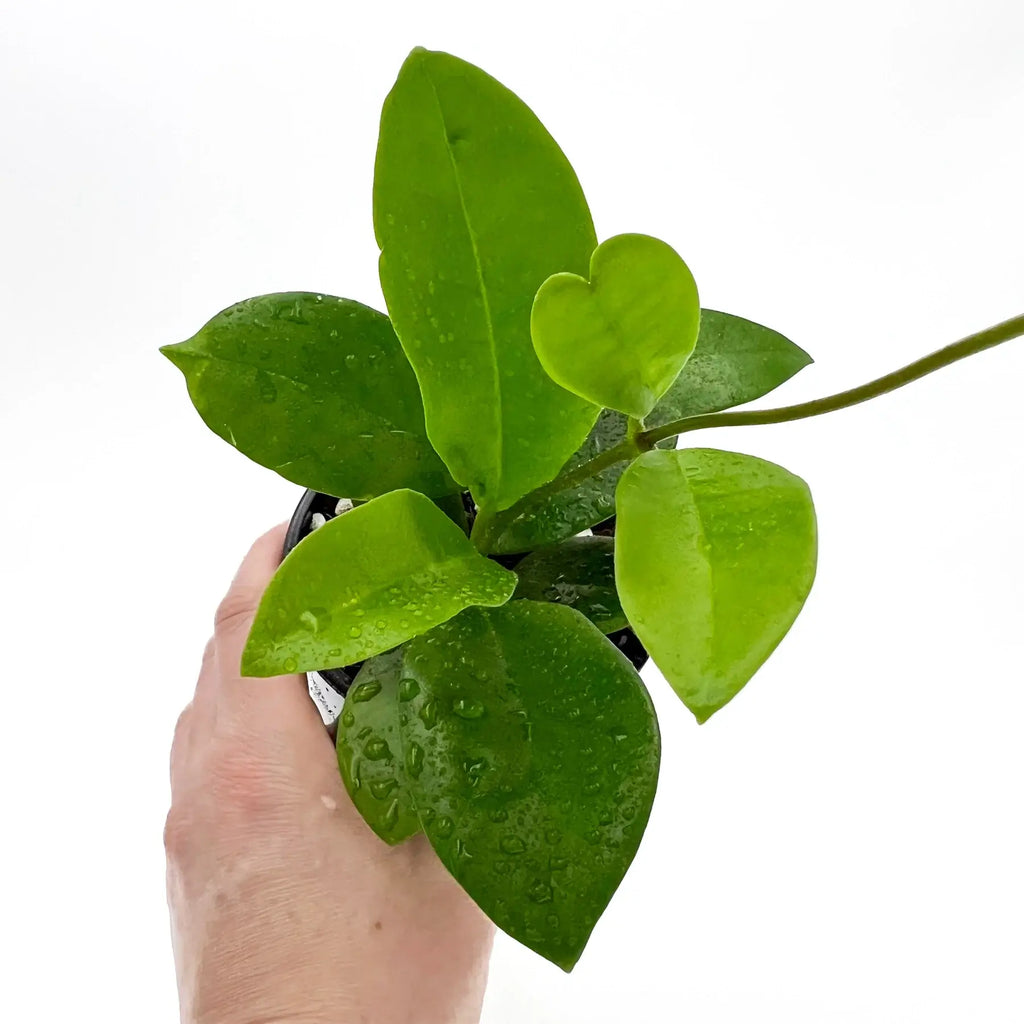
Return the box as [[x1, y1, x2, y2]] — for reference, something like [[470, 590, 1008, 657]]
[[162, 48, 1023, 971]]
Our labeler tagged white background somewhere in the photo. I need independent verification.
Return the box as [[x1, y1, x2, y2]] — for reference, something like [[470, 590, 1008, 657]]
[[2, 1, 1022, 1020]]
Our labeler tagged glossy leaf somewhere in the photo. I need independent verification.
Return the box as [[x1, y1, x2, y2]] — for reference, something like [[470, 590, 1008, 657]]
[[483, 310, 811, 553], [513, 536, 626, 633], [160, 293, 456, 499], [645, 309, 812, 425], [399, 602, 659, 971], [374, 48, 600, 511], [615, 448, 817, 722], [532, 234, 700, 419], [336, 650, 420, 845], [241, 489, 516, 676]]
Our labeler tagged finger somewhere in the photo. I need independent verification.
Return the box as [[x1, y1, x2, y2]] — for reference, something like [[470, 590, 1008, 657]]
[[213, 522, 328, 736]]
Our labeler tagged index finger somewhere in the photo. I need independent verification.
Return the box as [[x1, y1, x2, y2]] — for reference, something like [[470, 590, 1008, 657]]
[[211, 522, 324, 733]]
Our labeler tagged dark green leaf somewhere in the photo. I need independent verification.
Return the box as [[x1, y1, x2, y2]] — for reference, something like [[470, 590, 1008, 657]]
[[336, 650, 420, 844], [646, 309, 812, 425], [399, 602, 660, 971], [241, 489, 517, 676], [483, 310, 811, 553], [160, 293, 456, 499], [374, 48, 600, 512], [532, 234, 700, 419], [513, 536, 625, 633], [615, 448, 817, 722]]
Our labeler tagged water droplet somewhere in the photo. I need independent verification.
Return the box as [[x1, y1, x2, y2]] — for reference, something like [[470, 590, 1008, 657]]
[[546, 913, 560, 928], [369, 779, 397, 801], [550, 856, 569, 871], [609, 726, 628, 742], [462, 757, 488, 785], [544, 829, 562, 846], [432, 815, 454, 839], [406, 742, 424, 778], [382, 799, 400, 831], [364, 736, 391, 760], [452, 696, 485, 720], [348, 625, 363, 639], [349, 681, 382, 703], [299, 606, 331, 633], [398, 677, 420, 702], [500, 835, 526, 855], [489, 807, 509, 823], [283, 656, 298, 672], [584, 829, 601, 845], [341, 710, 355, 728], [584, 781, 601, 795], [527, 880, 553, 904], [418, 698, 439, 729], [345, 353, 357, 368]]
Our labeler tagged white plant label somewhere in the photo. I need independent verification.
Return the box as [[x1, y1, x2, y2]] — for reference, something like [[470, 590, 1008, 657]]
[[307, 671, 344, 729]]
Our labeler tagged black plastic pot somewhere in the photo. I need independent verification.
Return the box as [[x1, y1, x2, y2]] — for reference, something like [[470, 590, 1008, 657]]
[[283, 489, 649, 717]]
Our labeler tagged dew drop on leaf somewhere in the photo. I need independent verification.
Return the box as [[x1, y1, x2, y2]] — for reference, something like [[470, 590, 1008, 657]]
[[452, 696, 485, 720], [349, 680, 382, 703], [398, 677, 420, 702]]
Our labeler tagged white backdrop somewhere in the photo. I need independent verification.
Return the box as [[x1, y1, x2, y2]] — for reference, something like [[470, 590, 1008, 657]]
[[2, 1, 1022, 1020]]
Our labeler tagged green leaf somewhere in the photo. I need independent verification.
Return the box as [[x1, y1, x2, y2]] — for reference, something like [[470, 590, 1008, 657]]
[[615, 448, 817, 722], [513, 536, 626, 633], [374, 48, 600, 512], [532, 233, 700, 419], [645, 309, 812, 424], [399, 602, 659, 971], [160, 293, 456, 500], [335, 649, 420, 845], [483, 310, 811, 553], [241, 489, 517, 676]]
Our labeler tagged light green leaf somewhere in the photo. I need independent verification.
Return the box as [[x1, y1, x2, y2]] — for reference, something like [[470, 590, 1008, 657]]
[[483, 310, 811, 553], [399, 602, 659, 971], [374, 48, 600, 512], [336, 650, 420, 845], [532, 233, 700, 419], [513, 536, 626, 633], [615, 448, 817, 722], [160, 293, 456, 500], [241, 489, 516, 676]]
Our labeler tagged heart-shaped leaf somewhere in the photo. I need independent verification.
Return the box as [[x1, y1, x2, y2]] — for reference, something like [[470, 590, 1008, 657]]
[[483, 311, 811, 553], [241, 489, 516, 676], [532, 233, 701, 419], [374, 48, 600, 512], [398, 602, 660, 971], [513, 536, 625, 633], [615, 448, 817, 722], [336, 649, 421, 845], [160, 293, 456, 499]]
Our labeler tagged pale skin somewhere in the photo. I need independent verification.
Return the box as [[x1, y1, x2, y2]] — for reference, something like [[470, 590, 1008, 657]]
[[165, 523, 495, 1024]]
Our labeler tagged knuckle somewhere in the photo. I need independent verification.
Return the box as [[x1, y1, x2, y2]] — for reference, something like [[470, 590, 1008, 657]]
[[213, 588, 258, 636], [206, 739, 287, 819]]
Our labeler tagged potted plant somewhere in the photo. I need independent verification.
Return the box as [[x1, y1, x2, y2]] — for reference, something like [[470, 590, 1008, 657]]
[[161, 47, 1023, 972]]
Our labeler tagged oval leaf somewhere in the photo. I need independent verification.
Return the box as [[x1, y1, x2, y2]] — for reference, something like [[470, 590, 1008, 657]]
[[399, 602, 660, 971], [160, 293, 456, 499], [336, 650, 421, 845], [615, 448, 817, 722], [532, 234, 700, 419], [374, 48, 600, 511], [484, 310, 812, 553], [241, 489, 517, 676], [513, 536, 626, 633]]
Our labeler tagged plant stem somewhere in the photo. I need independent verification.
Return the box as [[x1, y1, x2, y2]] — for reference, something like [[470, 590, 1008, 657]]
[[476, 313, 1023, 552], [470, 503, 497, 551], [644, 312, 1024, 445]]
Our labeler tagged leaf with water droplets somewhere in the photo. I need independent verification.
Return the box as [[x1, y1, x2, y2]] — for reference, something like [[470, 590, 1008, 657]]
[[483, 310, 811, 553], [615, 448, 817, 722], [375, 48, 600, 512], [336, 650, 420, 844], [160, 293, 456, 499], [399, 602, 660, 971], [512, 536, 625, 633], [241, 489, 517, 675]]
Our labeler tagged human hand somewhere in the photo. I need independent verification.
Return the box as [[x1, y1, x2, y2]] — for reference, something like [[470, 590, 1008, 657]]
[[165, 523, 495, 1024]]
